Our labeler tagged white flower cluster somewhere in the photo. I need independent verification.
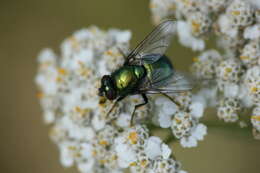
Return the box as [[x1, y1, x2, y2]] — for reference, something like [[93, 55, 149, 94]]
[[35, 26, 192, 173], [154, 93, 207, 148], [150, 0, 260, 138]]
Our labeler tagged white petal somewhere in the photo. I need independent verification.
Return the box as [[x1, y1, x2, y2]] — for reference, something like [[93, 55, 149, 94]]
[[91, 115, 105, 131], [115, 144, 137, 168], [180, 136, 197, 148], [162, 143, 171, 159], [179, 170, 188, 173], [80, 143, 93, 158], [77, 159, 95, 173], [158, 113, 172, 128], [37, 48, 57, 63], [144, 136, 162, 160], [114, 30, 132, 43], [192, 124, 207, 140], [162, 101, 178, 116], [115, 137, 137, 168], [59, 143, 74, 167], [116, 113, 131, 127], [190, 102, 205, 118], [177, 21, 205, 51], [43, 111, 55, 124], [244, 25, 260, 40], [224, 83, 239, 98]]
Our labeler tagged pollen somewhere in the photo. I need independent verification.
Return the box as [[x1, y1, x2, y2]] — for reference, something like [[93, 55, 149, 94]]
[[99, 140, 109, 146], [105, 50, 114, 56], [225, 67, 232, 73], [174, 117, 182, 124], [140, 160, 148, 167], [56, 76, 63, 82], [240, 55, 249, 60], [251, 87, 258, 93], [68, 146, 76, 150], [75, 106, 82, 113], [99, 159, 107, 164], [231, 10, 240, 16], [58, 68, 67, 75], [130, 162, 137, 166], [128, 132, 138, 144], [191, 20, 201, 33], [74, 106, 90, 116]]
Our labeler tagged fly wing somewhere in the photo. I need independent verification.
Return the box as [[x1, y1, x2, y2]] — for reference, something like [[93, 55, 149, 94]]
[[125, 20, 176, 65], [138, 70, 193, 94]]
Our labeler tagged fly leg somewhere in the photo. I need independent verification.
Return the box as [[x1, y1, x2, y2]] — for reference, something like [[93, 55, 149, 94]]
[[117, 47, 127, 59], [160, 92, 184, 110], [130, 94, 148, 126], [106, 96, 125, 118]]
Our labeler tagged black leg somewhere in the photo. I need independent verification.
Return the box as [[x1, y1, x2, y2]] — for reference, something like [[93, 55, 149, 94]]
[[106, 96, 125, 118], [130, 94, 148, 126], [117, 47, 127, 59], [160, 92, 182, 108]]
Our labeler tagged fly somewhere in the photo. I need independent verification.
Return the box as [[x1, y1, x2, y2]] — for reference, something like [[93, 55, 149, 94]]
[[98, 20, 192, 125]]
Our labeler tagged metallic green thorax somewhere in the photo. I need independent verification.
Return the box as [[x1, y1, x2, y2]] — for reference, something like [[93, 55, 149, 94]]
[[112, 65, 145, 95], [111, 55, 173, 96]]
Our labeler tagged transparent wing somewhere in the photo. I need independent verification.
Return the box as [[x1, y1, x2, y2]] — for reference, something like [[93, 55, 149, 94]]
[[138, 70, 193, 94], [125, 19, 176, 65]]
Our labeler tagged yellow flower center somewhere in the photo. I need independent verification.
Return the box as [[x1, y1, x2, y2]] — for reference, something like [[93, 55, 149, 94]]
[[140, 160, 148, 167], [225, 67, 232, 73], [240, 56, 250, 60], [99, 140, 109, 146], [58, 68, 67, 75], [231, 10, 240, 16], [130, 162, 137, 166], [251, 87, 258, 93], [191, 20, 201, 33], [128, 132, 138, 144]]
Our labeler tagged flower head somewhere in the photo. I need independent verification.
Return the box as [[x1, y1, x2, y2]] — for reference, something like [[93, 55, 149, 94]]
[[36, 26, 192, 173]]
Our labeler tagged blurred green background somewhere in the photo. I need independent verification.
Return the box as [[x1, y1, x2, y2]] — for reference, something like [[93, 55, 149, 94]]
[[0, 0, 259, 173]]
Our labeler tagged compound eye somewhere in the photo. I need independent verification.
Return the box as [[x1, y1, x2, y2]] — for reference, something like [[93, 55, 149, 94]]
[[106, 88, 116, 100], [102, 75, 110, 84]]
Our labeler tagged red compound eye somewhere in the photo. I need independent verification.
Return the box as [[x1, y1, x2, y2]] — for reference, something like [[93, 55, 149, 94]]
[[106, 88, 116, 100]]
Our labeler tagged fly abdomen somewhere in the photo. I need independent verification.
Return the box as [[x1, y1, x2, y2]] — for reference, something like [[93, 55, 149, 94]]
[[144, 55, 174, 82]]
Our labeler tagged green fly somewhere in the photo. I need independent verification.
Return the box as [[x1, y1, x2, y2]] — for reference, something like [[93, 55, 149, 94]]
[[98, 20, 192, 125]]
